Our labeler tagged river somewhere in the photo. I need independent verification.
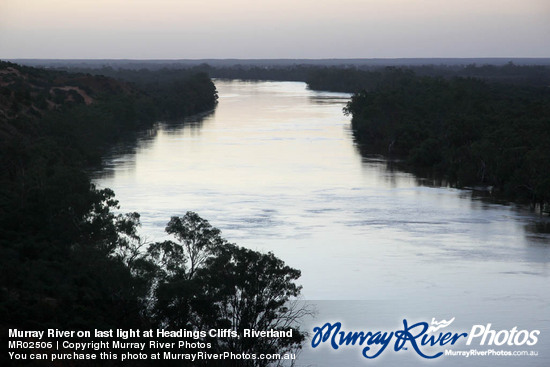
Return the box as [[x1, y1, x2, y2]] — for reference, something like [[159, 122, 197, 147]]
[[94, 80, 549, 366]]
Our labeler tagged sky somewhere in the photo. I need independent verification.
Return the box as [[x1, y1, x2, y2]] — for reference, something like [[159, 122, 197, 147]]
[[1, 0, 549, 59]]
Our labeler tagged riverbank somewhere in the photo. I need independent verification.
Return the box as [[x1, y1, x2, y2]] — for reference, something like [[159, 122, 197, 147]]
[[0, 61, 218, 333], [343, 71, 550, 211]]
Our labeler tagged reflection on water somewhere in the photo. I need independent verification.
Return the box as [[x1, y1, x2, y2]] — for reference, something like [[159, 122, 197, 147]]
[[94, 80, 549, 366], [95, 111, 215, 180]]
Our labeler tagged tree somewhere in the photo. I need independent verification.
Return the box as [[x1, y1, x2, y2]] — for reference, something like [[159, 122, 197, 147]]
[[147, 212, 225, 280], [147, 212, 308, 366], [193, 244, 307, 366]]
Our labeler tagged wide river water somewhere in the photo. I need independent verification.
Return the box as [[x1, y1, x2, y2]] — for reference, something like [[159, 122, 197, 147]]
[[94, 80, 549, 366]]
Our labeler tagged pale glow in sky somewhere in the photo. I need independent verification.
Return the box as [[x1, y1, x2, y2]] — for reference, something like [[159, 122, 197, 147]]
[[1, 0, 549, 58]]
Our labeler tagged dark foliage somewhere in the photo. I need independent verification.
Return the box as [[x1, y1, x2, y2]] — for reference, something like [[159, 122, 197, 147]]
[[50, 61, 550, 91], [145, 213, 306, 366], [306, 63, 550, 93], [344, 71, 550, 208]]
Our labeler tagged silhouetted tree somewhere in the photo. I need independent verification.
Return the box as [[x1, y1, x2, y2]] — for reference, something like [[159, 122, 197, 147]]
[[147, 212, 307, 366]]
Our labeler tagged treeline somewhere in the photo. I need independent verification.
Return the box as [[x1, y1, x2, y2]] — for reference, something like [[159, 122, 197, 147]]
[[344, 69, 550, 208], [305, 63, 550, 92], [1, 62, 304, 366], [50, 61, 550, 91], [55, 63, 314, 83]]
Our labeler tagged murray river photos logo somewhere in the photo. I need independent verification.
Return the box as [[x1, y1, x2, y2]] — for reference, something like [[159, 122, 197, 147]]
[[311, 318, 540, 360]]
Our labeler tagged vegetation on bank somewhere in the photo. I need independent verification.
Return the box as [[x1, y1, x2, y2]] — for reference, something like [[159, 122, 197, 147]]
[[1, 62, 305, 366], [343, 69, 550, 209], [0, 61, 218, 164], [305, 63, 550, 92], [48, 61, 550, 91]]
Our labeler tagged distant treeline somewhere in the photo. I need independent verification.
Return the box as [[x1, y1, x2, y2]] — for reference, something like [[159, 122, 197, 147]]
[[344, 68, 550, 209], [1, 62, 305, 366], [305, 63, 550, 92], [15, 58, 550, 70], [49, 62, 550, 91], [56, 63, 314, 83]]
